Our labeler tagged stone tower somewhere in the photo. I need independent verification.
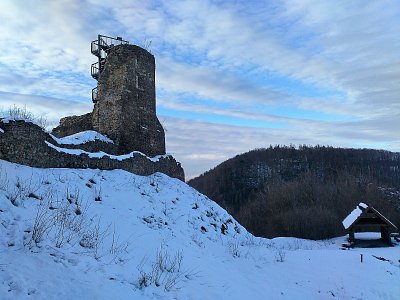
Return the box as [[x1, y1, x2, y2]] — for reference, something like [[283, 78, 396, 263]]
[[91, 44, 165, 156], [32, 35, 184, 179]]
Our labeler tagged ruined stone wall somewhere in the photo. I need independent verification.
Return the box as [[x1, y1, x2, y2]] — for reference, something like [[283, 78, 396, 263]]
[[52, 139, 120, 155], [45, 43, 175, 178], [52, 113, 93, 138], [92, 44, 165, 156], [1, 121, 184, 181]]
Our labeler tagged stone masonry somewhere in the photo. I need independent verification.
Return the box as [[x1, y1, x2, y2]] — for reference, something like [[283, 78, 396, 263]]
[[92, 44, 165, 156], [52, 113, 93, 137], [52, 43, 165, 157], [1, 38, 184, 180], [0, 120, 184, 181]]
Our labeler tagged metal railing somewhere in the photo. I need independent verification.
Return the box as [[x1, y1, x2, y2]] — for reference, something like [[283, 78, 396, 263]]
[[91, 40, 100, 57], [91, 62, 99, 80], [92, 87, 98, 103], [90, 35, 129, 104], [91, 35, 128, 58]]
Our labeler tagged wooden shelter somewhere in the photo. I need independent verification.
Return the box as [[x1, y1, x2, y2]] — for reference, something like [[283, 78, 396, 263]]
[[342, 202, 398, 246]]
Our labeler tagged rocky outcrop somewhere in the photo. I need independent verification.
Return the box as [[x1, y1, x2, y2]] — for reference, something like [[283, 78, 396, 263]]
[[1, 120, 184, 181]]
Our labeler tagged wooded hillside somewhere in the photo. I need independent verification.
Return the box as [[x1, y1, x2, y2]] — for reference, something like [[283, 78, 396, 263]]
[[188, 146, 400, 239]]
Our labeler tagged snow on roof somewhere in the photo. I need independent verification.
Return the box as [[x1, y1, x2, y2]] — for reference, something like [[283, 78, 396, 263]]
[[342, 202, 368, 229], [343, 202, 398, 230], [50, 131, 114, 145], [45, 140, 168, 162]]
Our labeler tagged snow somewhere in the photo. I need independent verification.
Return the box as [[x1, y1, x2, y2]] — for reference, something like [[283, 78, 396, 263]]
[[50, 131, 114, 145], [0, 159, 399, 300], [342, 203, 368, 229], [0, 128, 3, 134], [342, 207, 362, 229], [355, 232, 381, 240], [45, 141, 169, 162], [0, 116, 41, 127]]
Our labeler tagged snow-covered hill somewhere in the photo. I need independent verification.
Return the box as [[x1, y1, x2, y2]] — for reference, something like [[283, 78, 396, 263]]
[[0, 159, 399, 299]]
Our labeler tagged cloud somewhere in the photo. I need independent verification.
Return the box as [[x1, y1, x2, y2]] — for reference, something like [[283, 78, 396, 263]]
[[1, 91, 398, 179], [159, 98, 283, 123], [0, 0, 399, 178], [281, 0, 400, 106], [108, 0, 400, 121], [163, 112, 400, 179], [0, 0, 110, 100], [0, 91, 92, 127], [156, 57, 290, 107]]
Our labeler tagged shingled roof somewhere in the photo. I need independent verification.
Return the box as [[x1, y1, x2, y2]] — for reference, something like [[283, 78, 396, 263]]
[[342, 202, 398, 246], [342, 203, 398, 231]]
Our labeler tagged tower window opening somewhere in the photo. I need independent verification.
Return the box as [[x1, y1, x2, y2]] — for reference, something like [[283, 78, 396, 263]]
[[136, 75, 145, 90]]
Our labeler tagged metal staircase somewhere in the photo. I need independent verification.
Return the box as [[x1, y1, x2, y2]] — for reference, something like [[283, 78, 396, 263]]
[[91, 35, 128, 103]]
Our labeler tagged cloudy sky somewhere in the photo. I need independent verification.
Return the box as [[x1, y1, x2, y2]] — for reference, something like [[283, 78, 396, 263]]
[[1, 0, 399, 179]]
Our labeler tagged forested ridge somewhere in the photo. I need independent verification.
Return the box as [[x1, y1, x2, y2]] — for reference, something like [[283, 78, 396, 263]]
[[188, 146, 400, 239]]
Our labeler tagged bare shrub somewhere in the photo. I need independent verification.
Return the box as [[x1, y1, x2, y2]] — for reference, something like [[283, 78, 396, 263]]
[[94, 186, 102, 202], [23, 183, 90, 249], [191, 234, 204, 248], [7, 175, 41, 207], [136, 244, 189, 292], [79, 231, 99, 249], [0, 165, 9, 192], [241, 232, 259, 246], [29, 201, 54, 245], [137, 257, 151, 289], [66, 186, 79, 204], [3, 105, 48, 128], [227, 240, 241, 258], [7, 186, 23, 207], [53, 203, 87, 248], [79, 220, 109, 260], [274, 248, 286, 262], [109, 225, 130, 260]]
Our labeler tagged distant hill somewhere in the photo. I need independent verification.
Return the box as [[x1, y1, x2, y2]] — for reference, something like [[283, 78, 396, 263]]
[[188, 145, 400, 239]]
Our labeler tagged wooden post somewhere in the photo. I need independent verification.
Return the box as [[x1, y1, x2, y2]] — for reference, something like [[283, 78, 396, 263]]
[[360, 254, 363, 263], [381, 226, 391, 245], [349, 229, 355, 244]]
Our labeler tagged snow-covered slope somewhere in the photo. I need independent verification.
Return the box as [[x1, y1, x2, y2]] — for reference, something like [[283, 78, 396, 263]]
[[50, 130, 114, 145], [0, 159, 399, 299]]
